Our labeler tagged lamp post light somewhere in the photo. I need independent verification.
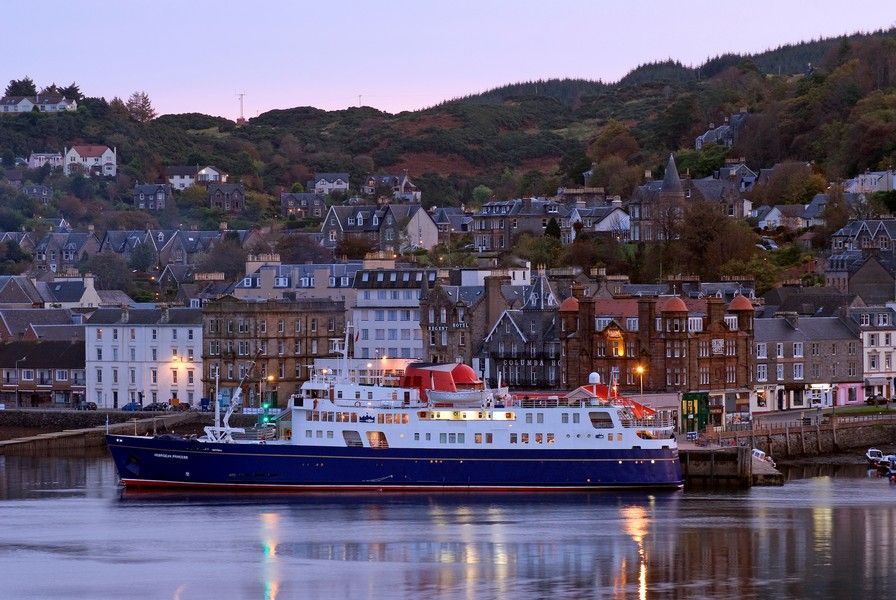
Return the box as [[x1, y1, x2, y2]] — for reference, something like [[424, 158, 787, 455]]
[[635, 364, 645, 397], [14, 356, 25, 408]]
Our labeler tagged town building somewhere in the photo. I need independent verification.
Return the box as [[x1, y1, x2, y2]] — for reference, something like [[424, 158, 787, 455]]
[[419, 279, 484, 365], [472, 197, 569, 252], [321, 204, 438, 252], [63, 145, 117, 177], [479, 271, 562, 389], [847, 306, 896, 401], [753, 313, 863, 412], [233, 256, 361, 304], [202, 296, 346, 408], [133, 183, 172, 211], [22, 184, 53, 204], [0, 93, 77, 114], [85, 307, 203, 409], [431, 207, 472, 244], [561, 292, 755, 430], [32, 230, 101, 275], [27, 152, 63, 170], [352, 268, 434, 360], [308, 173, 350, 196], [165, 165, 228, 190], [361, 173, 421, 202], [0, 341, 85, 408], [280, 192, 327, 219], [208, 183, 246, 212]]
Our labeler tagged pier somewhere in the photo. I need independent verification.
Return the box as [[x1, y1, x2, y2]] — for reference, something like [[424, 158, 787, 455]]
[[678, 446, 784, 487]]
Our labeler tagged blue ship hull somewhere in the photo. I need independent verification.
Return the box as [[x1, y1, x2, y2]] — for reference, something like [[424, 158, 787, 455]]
[[107, 435, 683, 491]]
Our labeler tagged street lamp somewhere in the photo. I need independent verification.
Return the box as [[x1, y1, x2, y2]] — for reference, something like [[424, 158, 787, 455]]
[[635, 364, 645, 397], [14, 356, 25, 408]]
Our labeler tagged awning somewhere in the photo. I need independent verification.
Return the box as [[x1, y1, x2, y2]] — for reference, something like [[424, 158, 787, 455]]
[[865, 377, 889, 386]]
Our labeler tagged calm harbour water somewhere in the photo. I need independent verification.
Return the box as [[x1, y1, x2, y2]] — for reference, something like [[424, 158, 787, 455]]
[[0, 457, 893, 599]]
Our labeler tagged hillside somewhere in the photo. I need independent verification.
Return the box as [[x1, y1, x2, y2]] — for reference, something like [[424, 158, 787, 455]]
[[1, 27, 895, 225]]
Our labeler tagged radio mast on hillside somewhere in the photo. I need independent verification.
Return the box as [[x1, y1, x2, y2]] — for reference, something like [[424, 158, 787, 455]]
[[236, 92, 247, 124]]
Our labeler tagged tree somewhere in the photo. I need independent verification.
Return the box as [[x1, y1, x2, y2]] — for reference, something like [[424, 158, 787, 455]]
[[290, 182, 305, 193], [335, 234, 376, 260], [59, 82, 83, 101], [276, 232, 334, 263], [84, 253, 132, 291], [545, 217, 561, 239], [5, 77, 37, 97], [472, 184, 493, 204], [128, 241, 157, 273], [125, 91, 157, 122], [195, 240, 247, 279]]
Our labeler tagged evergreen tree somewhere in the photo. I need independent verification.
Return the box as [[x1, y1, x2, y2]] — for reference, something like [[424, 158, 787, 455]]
[[545, 217, 562, 239], [4, 77, 37, 96], [125, 91, 157, 122]]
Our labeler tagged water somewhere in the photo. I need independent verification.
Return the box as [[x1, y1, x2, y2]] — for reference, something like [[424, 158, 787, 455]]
[[0, 456, 893, 599]]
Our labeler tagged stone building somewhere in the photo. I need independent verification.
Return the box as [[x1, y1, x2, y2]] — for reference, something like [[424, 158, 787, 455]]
[[561, 290, 755, 429], [753, 313, 864, 413], [479, 272, 562, 388], [202, 296, 345, 408], [418, 279, 485, 365]]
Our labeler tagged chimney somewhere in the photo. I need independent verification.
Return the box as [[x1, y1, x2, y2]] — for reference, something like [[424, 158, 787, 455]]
[[121, 303, 130, 324], [484, 275, 511, 333], [637, 297, 657, 353], [160, 303, 170, 323], [219, 222, 227, 232], [707, 296, 725, 327]]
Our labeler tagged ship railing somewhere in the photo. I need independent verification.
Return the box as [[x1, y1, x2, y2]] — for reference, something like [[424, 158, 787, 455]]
[[509, 397, 607, 409], [620, 417, 675, 429]]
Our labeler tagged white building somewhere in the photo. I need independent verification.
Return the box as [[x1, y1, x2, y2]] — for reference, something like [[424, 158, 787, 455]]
[[27, 152, 64, 170], [165, 165, 228, 189], [310, 172, 350, 195], [850, 306, 896, 400], [85, 306, 203, 409], [0, 94, 77, 113], [63, 145, 117, 177], [352, 268, 434, 360]]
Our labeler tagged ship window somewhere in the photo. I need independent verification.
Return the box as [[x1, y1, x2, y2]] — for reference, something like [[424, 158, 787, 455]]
[[385, 414, 393, 424], [562, 413, 569, 423], [351, 413, 358, 423], [573, 413, 580, 424], [305, 430, 312, 438], [506, 412, 513, 419], [342, 431, 363, 447], [475, 433, 483, 444], [510, 433, 518, 444], [547, 433, 555, 444], [535, 433, 543, 444], [458, 433, 465, 443], [377, 414, 385, 424], [486, 433, 493, 444], [402, 414, 409, 424], [537, 413, 544, 424], [521, 433, 529, 444], [316, 430, 323, 438], [589, 411, 614, 428], [426, 433, 431, 441], [448, 433, 456, 443], [366, 431, 389, 448], [440, 433, 447, 443], [327, 431, 334, 438], [525, 414, 533, 424], [414, 433, 420, 441]]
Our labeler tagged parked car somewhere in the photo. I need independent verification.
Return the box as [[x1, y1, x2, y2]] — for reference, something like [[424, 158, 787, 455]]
[[77, 401, 98, 411], [143, 402, 170, 412], [171, 403, 192, 412], [866, 394, 887, 406], [121, 401, 142, 411]]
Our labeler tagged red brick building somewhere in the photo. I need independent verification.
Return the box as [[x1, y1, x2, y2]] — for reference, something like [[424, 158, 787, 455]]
[[561, 288, 754, 407]]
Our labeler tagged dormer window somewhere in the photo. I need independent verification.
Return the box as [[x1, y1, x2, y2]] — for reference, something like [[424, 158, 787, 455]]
[[373, 216, 379, 226], [357, 216, 363, 226], [348, 218, 355, 225], [157, 232, 164, 242]]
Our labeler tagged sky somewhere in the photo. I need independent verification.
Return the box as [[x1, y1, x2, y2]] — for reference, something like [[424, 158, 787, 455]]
[[2, 1, 894, 119]]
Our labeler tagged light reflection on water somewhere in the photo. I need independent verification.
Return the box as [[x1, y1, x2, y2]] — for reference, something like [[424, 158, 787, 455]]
[[0, 456, 895, 599]]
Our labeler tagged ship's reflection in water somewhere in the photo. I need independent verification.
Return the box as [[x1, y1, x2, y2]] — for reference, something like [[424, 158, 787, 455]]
[[2, 457, 896, 598]]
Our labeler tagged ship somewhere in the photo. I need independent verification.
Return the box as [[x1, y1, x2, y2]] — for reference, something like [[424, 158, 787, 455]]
[[106, 341, 683, 492]]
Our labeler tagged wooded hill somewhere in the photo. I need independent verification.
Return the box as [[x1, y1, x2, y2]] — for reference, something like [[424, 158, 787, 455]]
[[2, 27, 895, 216]]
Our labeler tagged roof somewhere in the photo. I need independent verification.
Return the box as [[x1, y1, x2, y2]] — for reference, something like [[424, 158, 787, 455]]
[[661, 154, 683, 196], [314, 172, 350, 183], [0, 340, 84, 369], [208, 183, 244, 194], [35, 280, 86, 303], [97, 290, 135, 306], [559, 296, 579, 312], [754, 316, 858, 342], [69, 145, 111, 158], [728, 294, 754, 311], [85, 307, 203, 326], [0, 308, 74, 337], [662, 296, 688, 313], [28, 324, 85, 341], [134, 183, 172, 194]]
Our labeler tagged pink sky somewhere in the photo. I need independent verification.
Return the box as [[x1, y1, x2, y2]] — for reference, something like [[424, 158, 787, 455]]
[[2, 0, 894, 119]]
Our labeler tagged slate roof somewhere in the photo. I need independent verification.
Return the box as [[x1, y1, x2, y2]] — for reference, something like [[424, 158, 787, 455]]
[[313, 172, 350, 183], [35, 280, 86, 303], [753, 316, 858, 342], [0, 277, 43, 305], [85, 307, 203, 326], [0, 340, 85, 369], [0, 308, 74, 337], [134, 183, 172, 195], [761, 285, 856, 317], [28, 324, 85, 341], [97, 290, 135, 306]]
